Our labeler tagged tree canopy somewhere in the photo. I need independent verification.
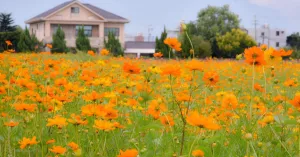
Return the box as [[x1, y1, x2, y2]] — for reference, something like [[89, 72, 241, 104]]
[[76, 26, 91, 52], [52, 26, 68, 53], [0, 13, 16, 32]]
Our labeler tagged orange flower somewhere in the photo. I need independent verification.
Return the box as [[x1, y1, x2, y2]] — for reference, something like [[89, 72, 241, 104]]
[[260, 44, 267, 50], [117, 149, 139, 157], [160, 115, 175, 127], [123, 62, 141, 74], [19, 136, 38, 149], [0, 86, 6, 94], [46, 43, 52, 49], [203, 71, 219, 86], [148, 100, 167, 119], [68, 114, 88, 125], [186, 111, 221, 130], [154, 52, 163, 58], [278, 49, 293, 57], [221, 94, 238, 110], [185, 60, 203, 71], [5, 40, 12, 46], [290, 93, 300, 109], [46, 115, 68, 128], [4, 121, 19, 127], [68, 142, 79, 151], [82, 91, 103, 102], [192, 149, 205, 157], [88, 50, 95, 56], [46, 139, 55, 144], [254, 83, 265, 92], [49, 146, 67, 155], [244, 46, 266, 65], [161, 64, 181, 77], [284, 78, 298, 87], [164, 38, 182, 51], [93, 119, 115, 131], [100, 49, 110, 56], [14, 103, 36, 112]]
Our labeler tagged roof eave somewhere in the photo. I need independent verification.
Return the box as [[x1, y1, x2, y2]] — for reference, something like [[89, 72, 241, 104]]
[[106, 19, 130, 23], [25, 18, 45, 24]]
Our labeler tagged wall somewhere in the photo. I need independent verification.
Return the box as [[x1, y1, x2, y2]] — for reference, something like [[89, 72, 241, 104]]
[[29, 22, 45, 41]]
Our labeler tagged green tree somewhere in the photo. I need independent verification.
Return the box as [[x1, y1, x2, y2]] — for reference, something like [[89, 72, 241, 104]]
[[287, 33, 300, 49], [17, 27, 32, 52], [31, 34, 42, 52], [76, 26, 91, 52], [155, 27, 170, 58], [180, 33, 212, 58], [216, 29, 256, 58], [52, 25, 68, 53], [104, 32, 123, 56], [0, 13, 16, 32]]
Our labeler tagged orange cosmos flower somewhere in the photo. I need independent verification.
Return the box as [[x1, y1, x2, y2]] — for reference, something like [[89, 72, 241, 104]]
[[103, 107, 118, 120], [123, 62, 141, 74], [88, 50, 95, 56], [284, 78, 298, 87], [117, 149, 139, 157], [100, 49, 110, 56], [46, 139, 55, 144], [93, 119, 115, 131], [19, 136, 38, 149], [68, 114, 88, 125], [46, 115, 68, 128], [148, 100, 167, 119], [244, 46, 266, 65], [82, 91, 103, 102], [161, 64, 181, 77], [192, 149, 205, 157], [49, 146, 67, 155], [221, 94, 238, 110], [160, 115, 175, 127], [186, 111, 221, 130], [4, 121, 19, 127], [260, 44, 267, 51], [5, 40, 12, 46], [278, 48, 293, 57], [185, 59, 203, 71], [254, 83, 265, 92], [290, 93, 300, 109], [14, 103, 36, 112], [203, 71, 219, 86], [68, 142, 79, 151], [0, 86, 6, 94], [164, 37, 182, 51], [46, 44, 52, 49], [154, 52, 163, 58]]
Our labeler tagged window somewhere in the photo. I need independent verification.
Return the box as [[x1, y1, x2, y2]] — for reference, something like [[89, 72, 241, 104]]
[[276, 42, 280, 47], [76, 25, 92, 37], [71, 7, 80, 14], [104, 28, 120, 36], [276, 31, 280, 36], [261, 32, 265, 36], [281, 31, 285, 34]]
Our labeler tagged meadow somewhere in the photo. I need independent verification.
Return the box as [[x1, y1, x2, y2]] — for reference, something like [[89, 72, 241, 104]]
[[0, 46, 299, 157]]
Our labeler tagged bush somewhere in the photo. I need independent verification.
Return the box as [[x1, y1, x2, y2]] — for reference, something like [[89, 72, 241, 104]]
[[0, 29, 21, 52], [76, 26, 91, 52], [52, 25, 68, 53], [17, 27, 32, 52], [104, 32, 123, 56]]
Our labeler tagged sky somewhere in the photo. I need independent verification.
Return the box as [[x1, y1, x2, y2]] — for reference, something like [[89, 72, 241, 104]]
[[0, 0, 299, 37]]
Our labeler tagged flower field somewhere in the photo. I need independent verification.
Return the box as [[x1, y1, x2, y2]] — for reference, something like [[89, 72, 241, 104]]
[[0, 47, 299, 157]]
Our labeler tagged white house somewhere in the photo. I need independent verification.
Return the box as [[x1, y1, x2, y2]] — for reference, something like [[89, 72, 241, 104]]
[[124, 41, 155, 58], [247, 25, 287, 48]]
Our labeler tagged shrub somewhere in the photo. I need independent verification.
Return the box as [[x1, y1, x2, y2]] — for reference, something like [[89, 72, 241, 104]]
[[104, 32, 123, 56], [52, 25, 68, 53], [17, 27, 32, 52], [76, 26, 91, 52]]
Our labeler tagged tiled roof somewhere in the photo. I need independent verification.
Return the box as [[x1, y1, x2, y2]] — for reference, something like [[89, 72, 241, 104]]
[[125, 41, 156, 49], [26, 0, 128, 23]]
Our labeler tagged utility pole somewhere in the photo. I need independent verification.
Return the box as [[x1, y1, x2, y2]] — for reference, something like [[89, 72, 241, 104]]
[[148, 25, 153, 42], [253, 15, 258, 42]]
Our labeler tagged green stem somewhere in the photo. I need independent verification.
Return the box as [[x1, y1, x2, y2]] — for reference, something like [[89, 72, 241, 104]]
[[168, 48, 172, 60], [250, 141, 258, 157], [269, 125, 292, 157], [262, 66, 267, 95], [185, 31, 194, 58]]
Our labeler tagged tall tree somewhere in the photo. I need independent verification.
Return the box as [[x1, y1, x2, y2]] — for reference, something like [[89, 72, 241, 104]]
[[155, 27, 169, 58], [196, 5, 240, 41], [76, 26, 91, 52], [0, 13, 16, 32], [52, 25, 68, 53], [287, 33, 300, 49], [17, 27, 32, 52], [104, 32, 123, 56], [216, 29, 256, 58]]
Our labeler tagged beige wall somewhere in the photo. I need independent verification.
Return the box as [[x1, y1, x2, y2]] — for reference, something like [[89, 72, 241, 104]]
[[47, 4, 104, 21], [29, 22, 45, 41], [104, 23, 125, 46], [30, 2, 126, 48]]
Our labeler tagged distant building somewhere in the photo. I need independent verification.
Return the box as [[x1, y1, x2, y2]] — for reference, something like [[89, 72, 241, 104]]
[[124, 41, 155, 58], [134, 33, 144, 42], [167, 29, 180, 38], [247, 25, 287, 48]]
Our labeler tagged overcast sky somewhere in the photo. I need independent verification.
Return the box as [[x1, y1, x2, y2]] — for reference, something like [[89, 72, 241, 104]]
[[0, 0, 299, 36]]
